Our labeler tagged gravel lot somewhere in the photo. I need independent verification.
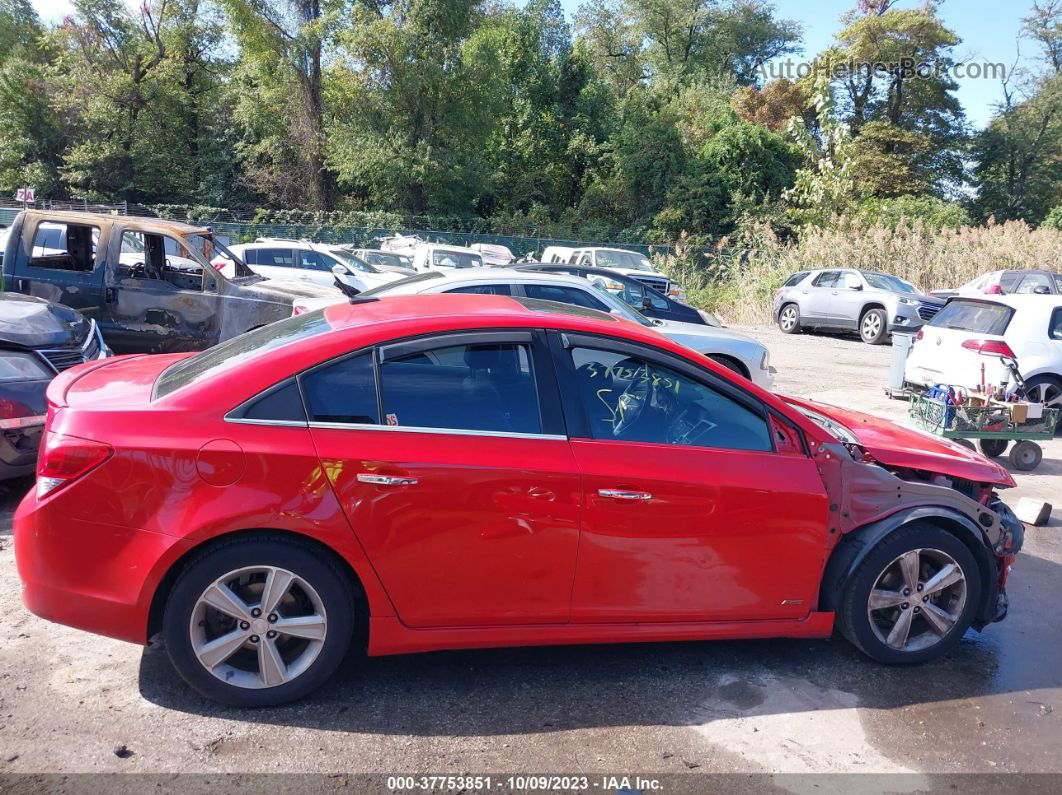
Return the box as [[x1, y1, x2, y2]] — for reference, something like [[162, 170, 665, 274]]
[[0, 325, 1059, 784]]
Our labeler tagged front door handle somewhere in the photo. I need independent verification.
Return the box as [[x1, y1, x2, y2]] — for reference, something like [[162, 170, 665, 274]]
[[357, 473, 418, 486], [598, 489, 652, 501]]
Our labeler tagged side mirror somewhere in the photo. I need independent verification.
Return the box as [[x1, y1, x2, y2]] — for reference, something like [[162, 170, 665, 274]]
[[642, 296, 653, 310], [1033, 285, 1051, 295]]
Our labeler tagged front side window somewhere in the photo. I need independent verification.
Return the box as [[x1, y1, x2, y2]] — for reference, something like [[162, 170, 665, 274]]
[[1014, 273, 1053, 294], [522, 283, 611, 312], [118, 231, 204, 291], [567, 346, 771, 451], [29, 222, 99, 272], [380, 341, 540, 434], [298, 250, 337, 271]]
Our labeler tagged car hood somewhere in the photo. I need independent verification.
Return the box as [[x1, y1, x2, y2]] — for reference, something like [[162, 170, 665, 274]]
[[786, 397, 1015, 487], [609, 267, 668, 280], [654, 318, 763, 349], [240, 279, 338, 302], [0, 291, 90, 348]]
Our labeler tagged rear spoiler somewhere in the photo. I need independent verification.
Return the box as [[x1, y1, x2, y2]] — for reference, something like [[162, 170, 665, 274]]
[[45, 354, 148, 409]]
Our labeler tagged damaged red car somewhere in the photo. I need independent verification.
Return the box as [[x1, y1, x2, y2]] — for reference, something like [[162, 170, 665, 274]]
[[14, 294, 1023, 706]]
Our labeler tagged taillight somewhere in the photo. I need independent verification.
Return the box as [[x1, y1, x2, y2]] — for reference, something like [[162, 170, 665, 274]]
[[961, 339, 1016, 358], [36, 432, 113, 499], [915, 330, 924, 341], [292, 304, 307, 316], [984, 284, 1002, 295]]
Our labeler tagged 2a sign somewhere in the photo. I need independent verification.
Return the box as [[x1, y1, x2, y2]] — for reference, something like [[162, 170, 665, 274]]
[[15, 187, 35, 202]]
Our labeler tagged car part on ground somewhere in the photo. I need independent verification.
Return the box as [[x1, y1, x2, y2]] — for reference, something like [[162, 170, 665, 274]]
[[774, 269, 944, 345], [13, 294, 1021, 706], [0, 291, 111, 480], [2, 210, 334, 354]]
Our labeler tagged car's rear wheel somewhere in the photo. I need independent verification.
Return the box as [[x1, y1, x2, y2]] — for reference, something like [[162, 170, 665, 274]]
[[1022, 375, 1062, 409], [163, 537, 354, 707], [859, 308, 888, 345], [707, 354, 748, 379], [778, 304, 801, 334], [838, 523, 981, 664]]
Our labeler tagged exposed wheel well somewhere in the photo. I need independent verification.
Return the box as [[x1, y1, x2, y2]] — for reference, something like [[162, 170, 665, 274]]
[[820, 514, 995, 623], [707, 353, 750, 379], [858, 303, 886, 321], [146, 529, 370, 647]]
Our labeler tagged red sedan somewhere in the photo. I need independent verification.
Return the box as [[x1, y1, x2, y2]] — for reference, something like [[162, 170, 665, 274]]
[[14, 294, 1023, 706]]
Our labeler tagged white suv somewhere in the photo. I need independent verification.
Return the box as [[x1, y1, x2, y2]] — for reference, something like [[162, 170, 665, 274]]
[[905, 295, 1062, 407], [546, 246, 685, 303], [224, 240, 404, 293]]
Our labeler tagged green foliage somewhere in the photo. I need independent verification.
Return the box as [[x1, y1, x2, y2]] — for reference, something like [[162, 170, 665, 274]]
[[1043, 204, 1062, 229]]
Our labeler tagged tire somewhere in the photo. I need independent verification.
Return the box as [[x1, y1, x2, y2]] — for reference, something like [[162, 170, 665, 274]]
[[1009, 440, 1042, 471], [859, 308, 889, 345], [1021, 375, 1062, 433], [163, 536, 355, 707], [978, 438, 1008, 458], [838, 523, 981, 665], [778, 304, 801, 334]]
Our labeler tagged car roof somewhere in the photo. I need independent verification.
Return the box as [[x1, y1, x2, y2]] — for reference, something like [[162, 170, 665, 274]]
[[384, 268, 595, 290], [576, 247, 646, 255], [424, 243, 481, 254], [945, 294, 1062, 311], [18, 210, 209, 237]]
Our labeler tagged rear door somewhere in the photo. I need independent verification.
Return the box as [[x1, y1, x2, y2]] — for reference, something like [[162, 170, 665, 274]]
[[11, 219, 106, 320], [803, 270, 839, 322], [247, 247, 297, 280], [305, 332, 581, 627], [551, 333, 830, 622], [827, 271, 867, 327]]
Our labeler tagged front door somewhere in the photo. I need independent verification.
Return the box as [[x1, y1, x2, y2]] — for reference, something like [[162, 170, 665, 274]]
[[305, 333, 581, 628], [553, 334, 830, 623], [103, 230, 223, 353]]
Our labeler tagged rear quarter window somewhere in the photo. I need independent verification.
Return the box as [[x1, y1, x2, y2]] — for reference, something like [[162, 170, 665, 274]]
[[929, 300, 1013, 335]]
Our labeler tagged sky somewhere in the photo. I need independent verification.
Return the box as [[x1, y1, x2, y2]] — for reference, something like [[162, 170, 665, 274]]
[[32, 0, 1042, 128]]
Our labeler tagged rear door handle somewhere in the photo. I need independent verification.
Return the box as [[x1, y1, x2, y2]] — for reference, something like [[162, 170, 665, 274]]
[[598, 489, 652, 501], [357, 474, 418, 486]]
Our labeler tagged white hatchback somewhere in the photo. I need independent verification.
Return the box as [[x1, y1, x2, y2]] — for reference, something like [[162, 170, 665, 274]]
[[905, 295, 1062, 407]]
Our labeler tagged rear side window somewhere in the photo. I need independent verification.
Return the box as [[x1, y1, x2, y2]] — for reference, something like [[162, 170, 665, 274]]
[[783, 271, 809, 287], [379, 342, 540, 434], [812, 271, 839, 288], [155, 311, 334, 398], [445, 284, 512, 295], [254, 248, 294, 267], [301, 352, 379, 424], [522, 284, 610, 311], [29, 222, 99, 272], [929, 300, 1013, 335]]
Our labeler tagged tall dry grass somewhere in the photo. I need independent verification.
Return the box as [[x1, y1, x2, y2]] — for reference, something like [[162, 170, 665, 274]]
[[658, 219, 1062, 325]]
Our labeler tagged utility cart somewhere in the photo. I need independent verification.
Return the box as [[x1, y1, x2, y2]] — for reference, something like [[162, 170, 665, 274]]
[[908, 392, 1058, 471]]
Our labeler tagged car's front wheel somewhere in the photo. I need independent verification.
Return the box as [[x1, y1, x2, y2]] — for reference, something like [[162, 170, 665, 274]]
[[838, 523, 981, 664], [859, 308, 888, 344], [162, 536, 355, 707]]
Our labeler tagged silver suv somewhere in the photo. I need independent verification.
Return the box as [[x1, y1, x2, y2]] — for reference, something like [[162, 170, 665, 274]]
[[772, 268, 945, 345]]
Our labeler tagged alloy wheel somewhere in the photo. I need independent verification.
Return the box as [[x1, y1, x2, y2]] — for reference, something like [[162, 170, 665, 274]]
[[1025, 380, 1062, 408], [861, 312, 883, 341], [866, 548, 967, 653], [189, 565, 328, 689], [779, 306, 798, 331]]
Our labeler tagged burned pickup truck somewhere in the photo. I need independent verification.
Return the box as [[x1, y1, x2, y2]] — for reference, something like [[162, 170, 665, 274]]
[[1, 211, 335, 353]]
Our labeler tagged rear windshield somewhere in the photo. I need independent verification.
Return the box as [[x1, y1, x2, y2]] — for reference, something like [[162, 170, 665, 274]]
[[154, 312, 331, 398], [783, 271, 809, 287], [928, 300, 1013, 335]]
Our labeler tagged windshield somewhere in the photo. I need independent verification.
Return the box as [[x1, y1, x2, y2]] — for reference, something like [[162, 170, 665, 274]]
[[359, 270, 444, 297], [790, 404, 858, 445], [432, 249, 482, 269], [189, 234, 255, 278], [328, 248, 380, 273], [863, 272, 921, 295], [362, 251, 409, 268], [594, 249, 654, 272], [588, 282, 653, 327]]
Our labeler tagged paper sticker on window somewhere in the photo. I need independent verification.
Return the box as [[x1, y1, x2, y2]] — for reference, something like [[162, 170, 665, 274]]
[[386, 413, 399, 426]]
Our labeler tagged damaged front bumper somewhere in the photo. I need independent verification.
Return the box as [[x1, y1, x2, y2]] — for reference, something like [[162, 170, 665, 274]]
[[980, 496, 1025, 627]]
